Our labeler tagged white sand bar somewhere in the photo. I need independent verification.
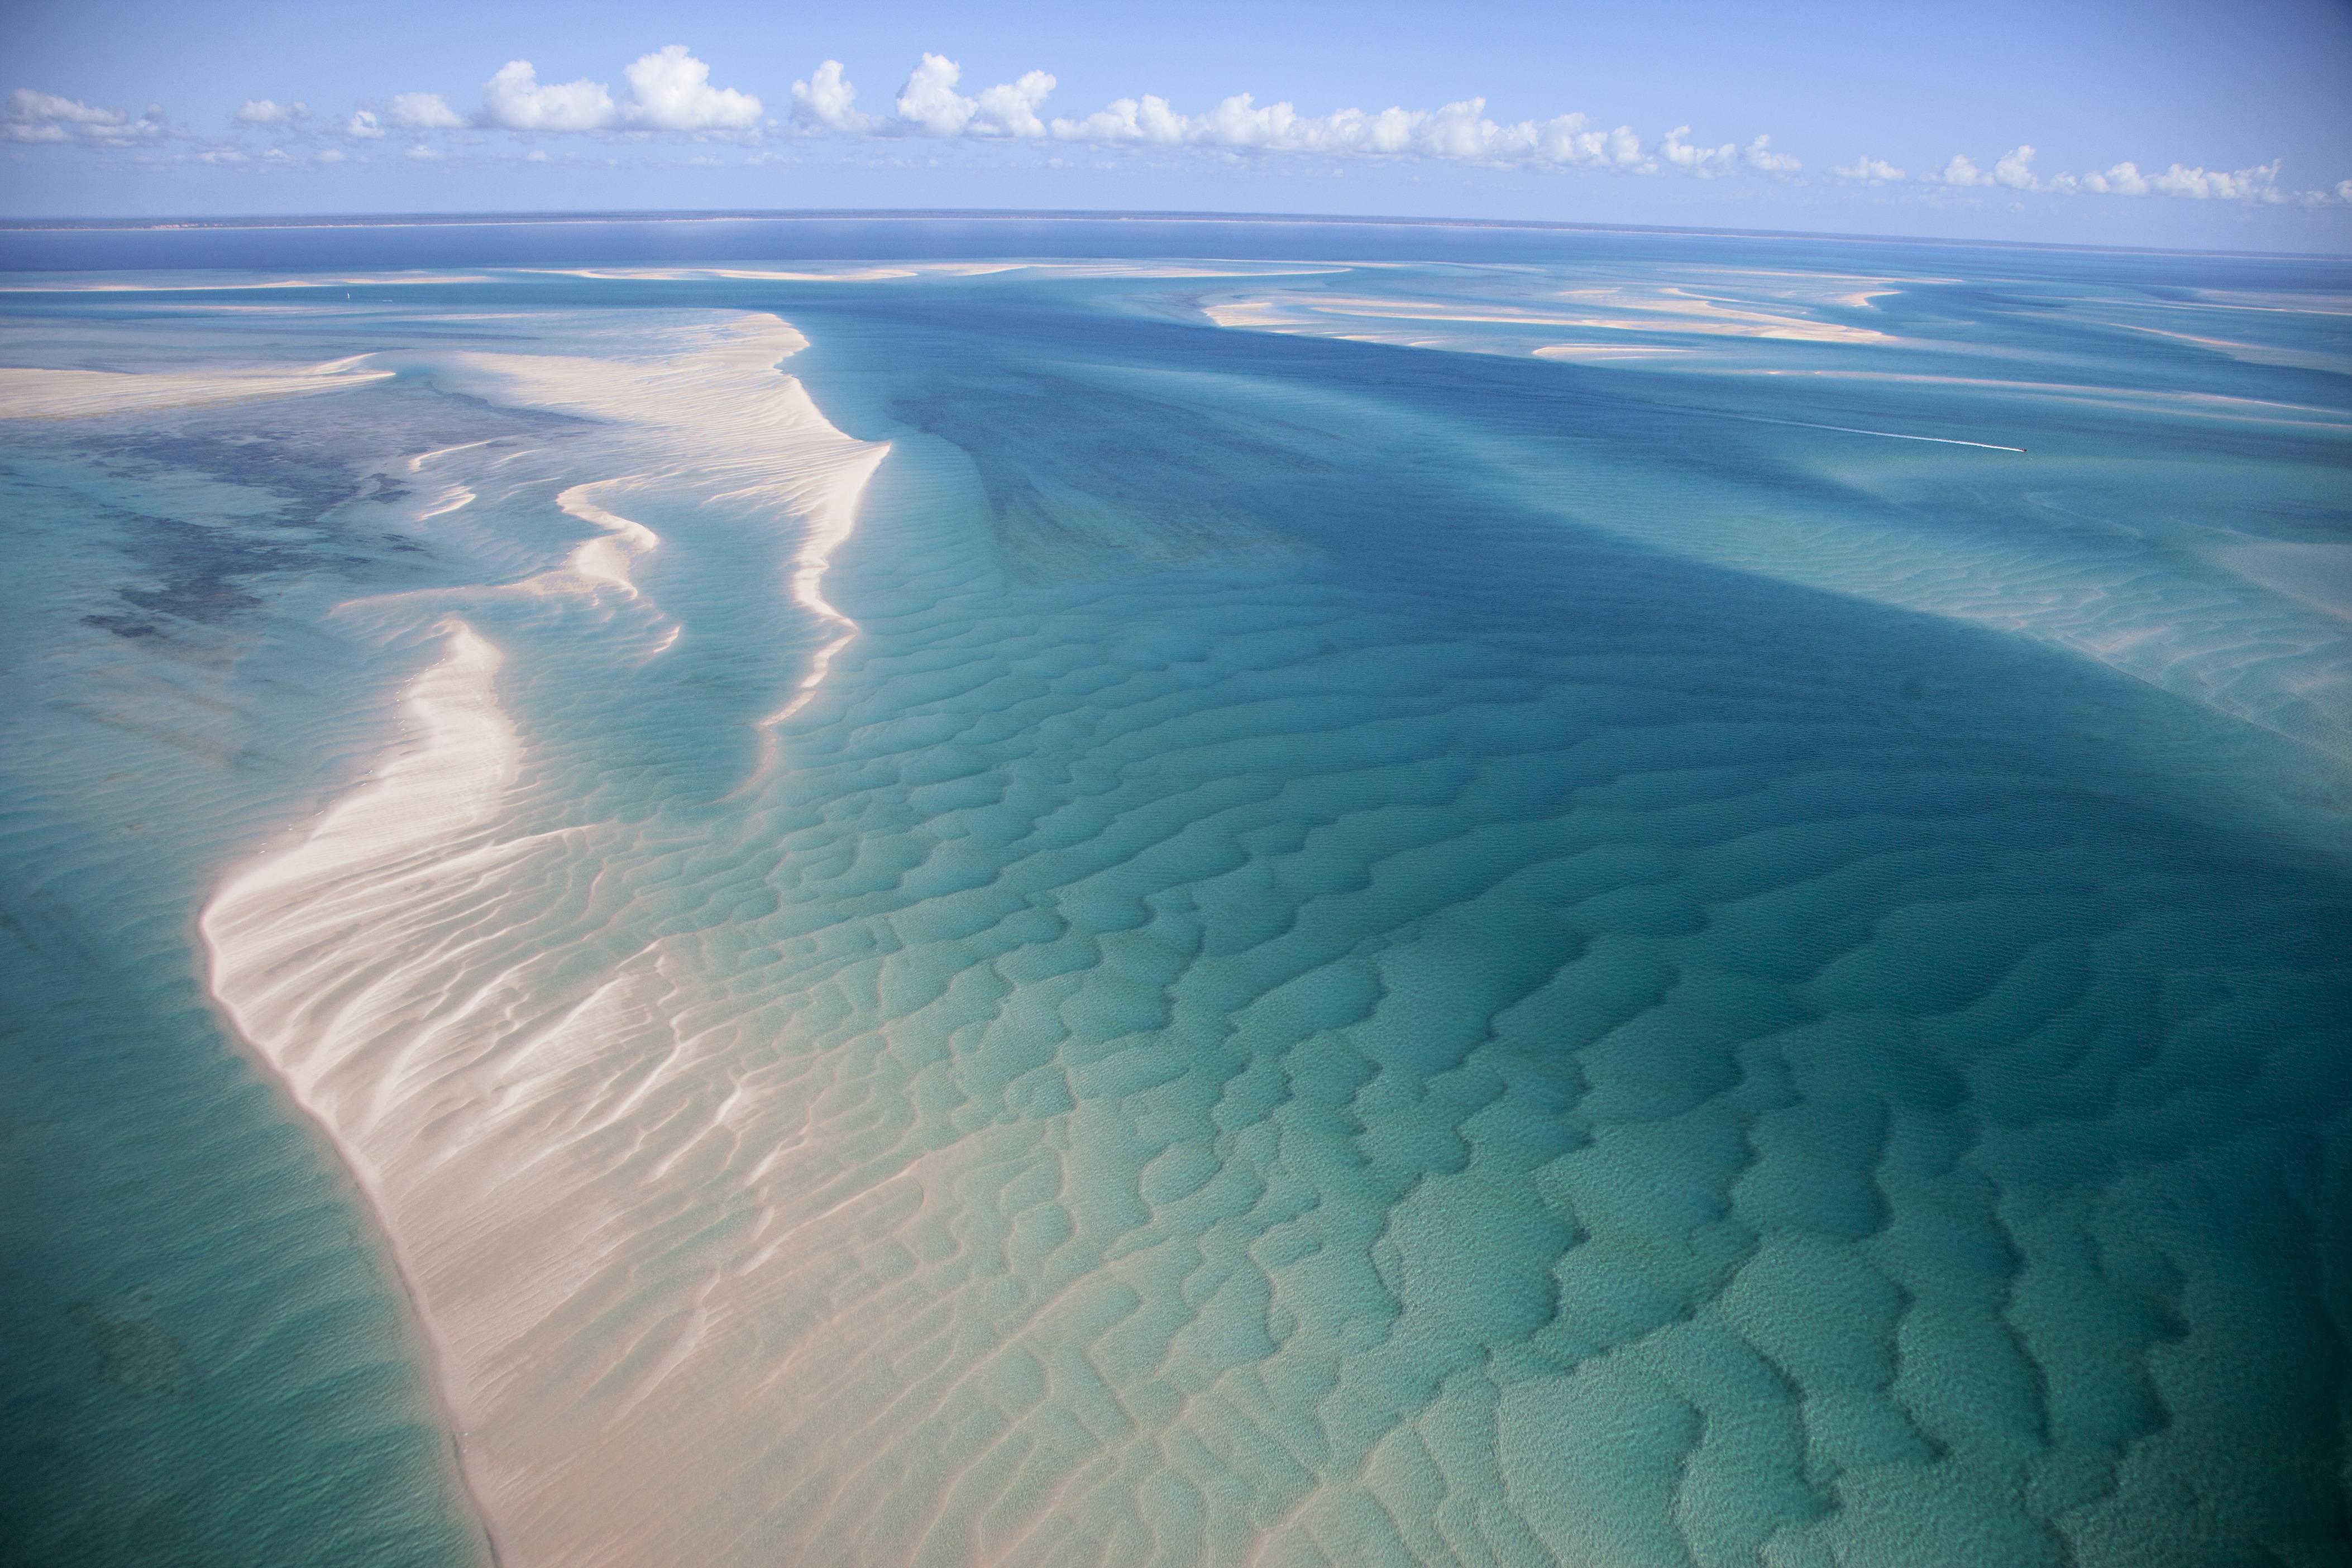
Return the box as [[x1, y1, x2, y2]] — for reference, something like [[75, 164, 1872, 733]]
[[0, 355, 392, 419], [202, 314, 892, 1566]]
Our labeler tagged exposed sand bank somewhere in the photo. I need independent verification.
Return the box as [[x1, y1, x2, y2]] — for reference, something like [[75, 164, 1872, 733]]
[[0, 355, 392, 419], [432, 314, 888, 737], [201, 313, 890, 1565], [1204, 284, 1892, 345], [552, 483, 661, 597]]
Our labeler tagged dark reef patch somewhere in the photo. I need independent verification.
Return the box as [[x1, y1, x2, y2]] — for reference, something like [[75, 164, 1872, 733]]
[[8, 380, 580, 642], [66, 1296, 191, 1396]]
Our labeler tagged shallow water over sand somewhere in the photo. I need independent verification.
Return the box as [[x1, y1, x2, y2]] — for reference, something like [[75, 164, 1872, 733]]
[[3, 230, 2349, 1566]]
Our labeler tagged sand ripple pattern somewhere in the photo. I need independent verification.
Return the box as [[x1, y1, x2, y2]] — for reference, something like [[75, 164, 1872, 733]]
[[202, 314, 2350, 1567]]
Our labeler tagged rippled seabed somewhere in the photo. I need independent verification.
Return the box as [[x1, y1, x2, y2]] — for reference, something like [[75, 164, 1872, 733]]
[[2, 228, 2349, 1567]]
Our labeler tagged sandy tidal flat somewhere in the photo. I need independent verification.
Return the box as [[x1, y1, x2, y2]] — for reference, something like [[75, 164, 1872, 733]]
[[3, 237, 2349, 1568], [0, 355, 391, 418]]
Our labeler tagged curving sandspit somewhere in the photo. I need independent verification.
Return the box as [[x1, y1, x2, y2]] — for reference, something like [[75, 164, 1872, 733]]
[[194, 305, 2349, 1567], [202, 312, 896, 1564]]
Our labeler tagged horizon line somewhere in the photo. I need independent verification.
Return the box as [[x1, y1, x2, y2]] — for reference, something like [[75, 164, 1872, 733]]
[[2, 206, 2347, 265]]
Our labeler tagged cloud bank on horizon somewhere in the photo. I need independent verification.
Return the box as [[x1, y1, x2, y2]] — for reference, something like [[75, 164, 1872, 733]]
[[7, 43, 2350, 214]]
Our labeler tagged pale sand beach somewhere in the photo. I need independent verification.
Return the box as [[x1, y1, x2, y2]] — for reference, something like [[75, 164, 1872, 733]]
[[1203, 285, 1893, 344], [199, 616, 527, 1549], [552, 483, 662, 597], [0, 355, 393, 418], [200, 313, 888, 1566]]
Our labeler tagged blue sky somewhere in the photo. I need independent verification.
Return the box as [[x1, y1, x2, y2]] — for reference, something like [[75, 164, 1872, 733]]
[[6, 0, 2351, 250]]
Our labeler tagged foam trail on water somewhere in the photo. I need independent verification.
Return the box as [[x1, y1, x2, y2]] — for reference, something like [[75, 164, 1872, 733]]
[[1723, 411, 2029, 452]]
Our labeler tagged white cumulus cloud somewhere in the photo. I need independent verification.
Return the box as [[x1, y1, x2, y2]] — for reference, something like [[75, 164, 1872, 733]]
[[1940, 147, 2299, 203], [792, 59, 1667, 173], [1992, 144, 2038, 190], [471, 49, 757, 135], [1833, 154, 1905, 183], [389, 92, 464, 130], [4, 88, 166, 145], [1051, 90, 1657, 169], [791, 59, 868, 131], [480, 59, 616, 132], [1744, 134, 1800, 175], [881, 54, 1057, 139], [1049, 93, 1189, 146], [2149, 159, 2281, 202], [972, 70, 1057, 138], [1935, 152, 1992, 187], [1659, 125, 1737, 176], [235, 98, 308, 126], [1092, 92, 1648, 168], [2047, 161, 2148, 196], [41, 44, 2345, 208], [622, 44, 760, 132], [893, 53, 983, 136]]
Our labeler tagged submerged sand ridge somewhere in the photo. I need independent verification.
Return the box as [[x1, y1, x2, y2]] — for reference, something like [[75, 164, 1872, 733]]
[[189, 300, 2349, 1567], [1193, 273, 2352, 771]]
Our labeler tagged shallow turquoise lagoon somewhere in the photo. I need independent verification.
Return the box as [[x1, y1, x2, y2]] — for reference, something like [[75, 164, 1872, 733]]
[[2, 222, 2348, 1565]]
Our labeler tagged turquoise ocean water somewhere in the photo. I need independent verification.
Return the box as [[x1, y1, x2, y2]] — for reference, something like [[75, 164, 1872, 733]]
[[2, 219, 2348, 1565]]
